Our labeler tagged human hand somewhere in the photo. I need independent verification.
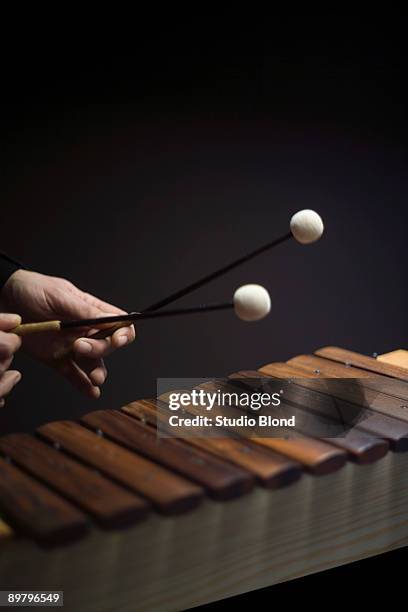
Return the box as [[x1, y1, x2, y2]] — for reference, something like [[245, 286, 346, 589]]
[[0, 313, 22, 407], [1, 270, 135, 398]]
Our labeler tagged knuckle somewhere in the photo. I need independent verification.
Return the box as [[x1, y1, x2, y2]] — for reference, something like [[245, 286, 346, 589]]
[[11, 334, 22, 352], [0, 356, 13, 373], [4, 335, 22, 355], [0, 338, 16, 357]]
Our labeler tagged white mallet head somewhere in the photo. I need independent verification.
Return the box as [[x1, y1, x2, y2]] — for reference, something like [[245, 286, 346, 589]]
[[233, 284, 271, 322], [290, 209, 324, 244]]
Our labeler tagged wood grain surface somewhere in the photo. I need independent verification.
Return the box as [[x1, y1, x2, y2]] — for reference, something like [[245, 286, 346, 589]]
[[0, 456, 88, 545], [287, 354, 408, 403], [3, 450, 407, 611], [131, 398, 302, 488], [256, 363, 408, 451], [82, 409, 254, 500], [0, 434, 149, 529], [38, 421, 203, 515], [195, 379, 347, 474], [315, 346, 408, 381], [222, 375, 389, 463], [1, 346, 408, 610]]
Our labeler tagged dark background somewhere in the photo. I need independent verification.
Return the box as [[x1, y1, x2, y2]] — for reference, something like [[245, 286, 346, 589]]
[[1, 31, 407, 434]]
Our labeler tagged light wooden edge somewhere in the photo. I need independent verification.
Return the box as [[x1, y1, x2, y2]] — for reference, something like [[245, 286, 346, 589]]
[[378, 349, 408, 369], [12, 320, 62, 336]]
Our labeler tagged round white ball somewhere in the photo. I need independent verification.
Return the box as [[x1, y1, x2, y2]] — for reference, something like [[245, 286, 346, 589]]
[[233, 284, 271, 322], [290, 209, 324, 244]]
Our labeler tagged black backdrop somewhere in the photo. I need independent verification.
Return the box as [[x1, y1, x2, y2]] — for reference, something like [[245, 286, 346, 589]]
[[0, 35, 407, 437]]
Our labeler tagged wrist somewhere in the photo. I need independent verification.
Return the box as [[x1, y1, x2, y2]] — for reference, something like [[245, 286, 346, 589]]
[[1, 269, 30, 308], [0, 253, 27, 285]]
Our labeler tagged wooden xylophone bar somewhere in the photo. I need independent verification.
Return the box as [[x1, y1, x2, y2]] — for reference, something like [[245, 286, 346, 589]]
[[1, 346, 408, 611]]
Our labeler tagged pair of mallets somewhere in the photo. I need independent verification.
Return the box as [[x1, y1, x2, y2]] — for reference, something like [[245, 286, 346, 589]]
[[11, 209, 324, 337]]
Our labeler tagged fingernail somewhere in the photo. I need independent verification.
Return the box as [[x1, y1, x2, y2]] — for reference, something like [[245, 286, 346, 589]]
[[91, 386, 101, 399], [91, 370, 106, 385], [13, 372, 22, 384], [1, 313, 21, 325], [77, 340, 92, 354], [118, 335, 128, 347]]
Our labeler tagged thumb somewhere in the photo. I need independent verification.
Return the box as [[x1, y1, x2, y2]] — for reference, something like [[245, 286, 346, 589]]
[[0, 313, 21, 331]]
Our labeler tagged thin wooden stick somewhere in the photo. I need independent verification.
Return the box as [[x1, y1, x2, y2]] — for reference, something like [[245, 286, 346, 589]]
[[10, 320, 62, 336], [11, 303, 232, 337], [143, 233, 291, 312]]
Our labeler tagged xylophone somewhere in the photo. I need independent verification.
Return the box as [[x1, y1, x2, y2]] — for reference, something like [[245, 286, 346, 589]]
[[1, 346, 408, 611]]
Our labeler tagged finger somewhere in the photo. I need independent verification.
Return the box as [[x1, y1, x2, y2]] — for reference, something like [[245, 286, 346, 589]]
[[73, 336, 114, 359], [0, 356, 14, 376], [74, 321, 135, 357], [0, 399, 5, 408], [74, 356, 107, 386], [0, 331, 22, 359], [88, 364, 108, 386], [0, 370, 22, 398], [111, 324, 136, 349], [56, 359, 101, 399], [0, 313, 21, 331]]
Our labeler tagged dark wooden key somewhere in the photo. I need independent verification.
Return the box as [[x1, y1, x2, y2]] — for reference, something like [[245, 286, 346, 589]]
[[315, 346, 408, 382], [209, 379, 347, 474], [283, 356, 408, 424], [227, 372, 389, 463], [0, 434, 149, 529], [259, 362, 315, 379], [133, 398, 301, 489], [81, 409, 254, 500], [287, 354, 408, 402], [170, 379, 346, 476], [257, 363, 408, 452], [250, 435, 346, 475], [287, 354, 374, 378], [38, 421, 203, 515], [321, 430, 388, 462], [0, 456, 88, 545]]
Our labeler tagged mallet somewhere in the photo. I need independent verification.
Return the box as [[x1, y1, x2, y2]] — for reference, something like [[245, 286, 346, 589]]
[[11, 284, 271, 337], [143, 209, 324, 312]]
